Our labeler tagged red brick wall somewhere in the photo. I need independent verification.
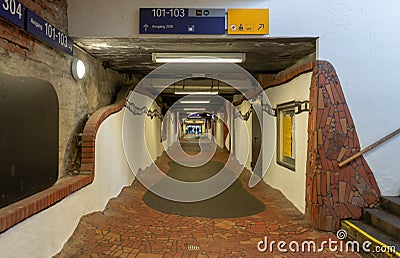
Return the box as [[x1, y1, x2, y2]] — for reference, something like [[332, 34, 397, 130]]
[[0, 19, 33, 56], [306, 61, 381, 231]]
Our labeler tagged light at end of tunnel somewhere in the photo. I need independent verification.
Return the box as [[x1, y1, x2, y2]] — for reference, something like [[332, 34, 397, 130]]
[[71, 58, 86, 80]]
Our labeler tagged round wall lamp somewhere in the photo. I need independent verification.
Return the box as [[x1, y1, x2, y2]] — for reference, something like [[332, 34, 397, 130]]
[[71, 58, 86, 80]]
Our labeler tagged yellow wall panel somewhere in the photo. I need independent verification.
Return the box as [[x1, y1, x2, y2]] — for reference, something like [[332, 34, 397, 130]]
[[283, 115, 292, 157]]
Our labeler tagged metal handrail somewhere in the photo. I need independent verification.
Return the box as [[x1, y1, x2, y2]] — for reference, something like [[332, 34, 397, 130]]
[[338, 127, 400, 168]]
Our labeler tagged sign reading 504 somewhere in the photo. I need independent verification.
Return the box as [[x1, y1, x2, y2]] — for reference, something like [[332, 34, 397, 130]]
[[0, 0, 25, 28]]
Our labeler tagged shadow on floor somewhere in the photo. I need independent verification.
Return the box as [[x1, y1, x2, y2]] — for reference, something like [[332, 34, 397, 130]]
[[142, 160, 266, 218]]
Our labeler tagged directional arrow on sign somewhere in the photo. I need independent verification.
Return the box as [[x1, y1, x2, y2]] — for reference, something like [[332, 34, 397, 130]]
[[258, 24, 264, 30], [143, 24, 149, 32]]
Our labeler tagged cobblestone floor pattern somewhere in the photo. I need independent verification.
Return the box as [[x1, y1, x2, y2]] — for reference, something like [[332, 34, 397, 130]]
[[56, 147, 360, 257]]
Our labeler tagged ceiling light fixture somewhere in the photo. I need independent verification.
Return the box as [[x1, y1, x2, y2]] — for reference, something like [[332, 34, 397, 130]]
[[184, 108, 207, 111], [71, 58, 86, 80], [152, 52, 246, 63], [180, 100, 211, 104], [175, 91, 218, 95]]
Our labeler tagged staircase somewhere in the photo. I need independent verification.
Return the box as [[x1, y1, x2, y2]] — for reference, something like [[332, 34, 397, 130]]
[[341, 196, 400, 258]]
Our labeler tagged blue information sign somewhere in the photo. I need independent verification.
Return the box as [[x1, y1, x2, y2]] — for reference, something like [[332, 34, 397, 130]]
[[140, 8, 225, 34], [26, 9, 73, 56], [0, 0, 25, 28]]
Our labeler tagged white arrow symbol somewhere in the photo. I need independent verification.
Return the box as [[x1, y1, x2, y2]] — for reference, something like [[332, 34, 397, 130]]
[[143, 24, 149, 32]]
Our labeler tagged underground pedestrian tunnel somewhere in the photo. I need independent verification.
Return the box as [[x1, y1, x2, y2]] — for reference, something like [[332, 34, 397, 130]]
[[1, 2, 399, 257]]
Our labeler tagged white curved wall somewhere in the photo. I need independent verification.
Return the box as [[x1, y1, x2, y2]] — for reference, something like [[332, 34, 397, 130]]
[[234, 100, 252, 170], [145, 102, 163, 160], [215, 115, 225, 149], [0, 110, 134, 258], [263, 73, 312, 213], [124, 92, 164, 173], [165, 112, 178, 149]]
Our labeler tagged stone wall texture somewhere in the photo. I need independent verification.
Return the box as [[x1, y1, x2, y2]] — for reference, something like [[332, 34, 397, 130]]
[[306, 61, 381, 231], [0, 0, 129, 177]]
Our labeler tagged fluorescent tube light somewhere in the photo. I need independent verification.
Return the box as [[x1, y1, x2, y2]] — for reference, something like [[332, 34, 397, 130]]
[[184, 108, 207, 111], [152, 53, 246, 63], [175, 91, 218, 95], [180, 100, 211, 104]]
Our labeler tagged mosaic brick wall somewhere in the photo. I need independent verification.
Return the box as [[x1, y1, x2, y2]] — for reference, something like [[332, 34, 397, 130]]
[[306, 61, 381, 231]]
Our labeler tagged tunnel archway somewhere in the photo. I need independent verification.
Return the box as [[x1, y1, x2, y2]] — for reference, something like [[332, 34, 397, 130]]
[[122, 59, 276, 203]]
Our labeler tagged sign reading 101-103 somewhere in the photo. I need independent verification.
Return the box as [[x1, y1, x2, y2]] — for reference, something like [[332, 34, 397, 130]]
[[140, 8, 225, 34], [0, 0, 25, 28], [26, 9, 73, 56]]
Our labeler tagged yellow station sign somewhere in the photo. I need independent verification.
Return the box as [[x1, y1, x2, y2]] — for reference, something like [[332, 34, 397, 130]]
[[227, 9, 269, 35]]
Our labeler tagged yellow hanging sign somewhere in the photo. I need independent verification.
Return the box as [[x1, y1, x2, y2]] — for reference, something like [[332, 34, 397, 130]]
[[227, 9, 269, 35]]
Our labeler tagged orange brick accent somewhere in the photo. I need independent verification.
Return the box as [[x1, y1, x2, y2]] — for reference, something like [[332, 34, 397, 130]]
[[0, 97, 127, 233], [306, 61, 381, 231], [233, 61, 315, 106], [0, 175, 93, 232], [259, 61, 315, 89], [80, 101, 126, 174]]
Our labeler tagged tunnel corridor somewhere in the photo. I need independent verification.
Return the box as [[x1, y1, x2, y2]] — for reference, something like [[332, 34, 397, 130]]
[[1, 1, 400, 257]]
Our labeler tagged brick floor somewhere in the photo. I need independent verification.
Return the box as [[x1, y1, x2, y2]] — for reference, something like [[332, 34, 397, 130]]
[[55, 148, 360, 257]]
